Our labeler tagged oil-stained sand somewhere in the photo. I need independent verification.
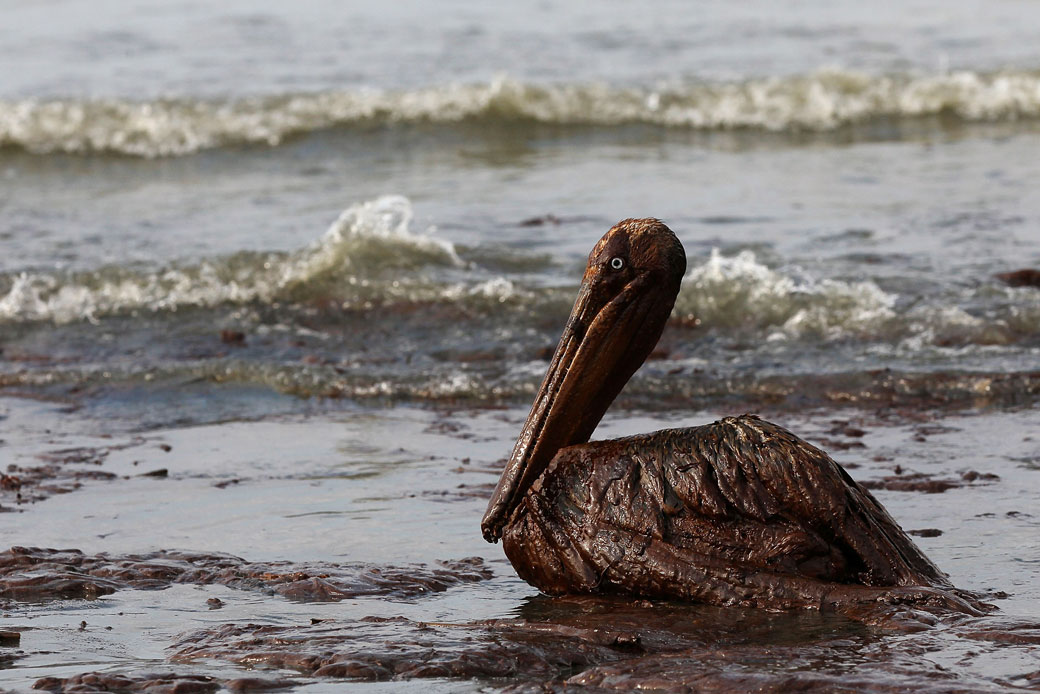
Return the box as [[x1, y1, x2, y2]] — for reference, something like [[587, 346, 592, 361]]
[[0, 397, 1038, 692]]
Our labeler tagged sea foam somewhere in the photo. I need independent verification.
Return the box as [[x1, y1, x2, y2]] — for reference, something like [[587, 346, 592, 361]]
[[3, 69, 1040, 157], [0, 196, 461, 324], [677, 249, 897, 339]]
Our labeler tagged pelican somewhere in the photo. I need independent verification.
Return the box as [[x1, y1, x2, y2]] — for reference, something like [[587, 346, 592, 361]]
[[482, 218, 952, 610]]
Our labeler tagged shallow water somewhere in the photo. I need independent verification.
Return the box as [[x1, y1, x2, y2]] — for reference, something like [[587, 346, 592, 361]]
[[2, 397, 1039, 691]]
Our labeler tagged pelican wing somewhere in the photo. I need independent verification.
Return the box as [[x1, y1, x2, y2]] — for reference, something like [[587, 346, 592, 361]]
[[502, 415, 949, 609]]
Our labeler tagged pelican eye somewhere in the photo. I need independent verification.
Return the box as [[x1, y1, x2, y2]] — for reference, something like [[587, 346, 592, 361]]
[[610, 257, 624, 270]]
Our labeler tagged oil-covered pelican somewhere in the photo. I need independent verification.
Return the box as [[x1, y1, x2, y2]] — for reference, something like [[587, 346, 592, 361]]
[[482, 218, 952, 610]]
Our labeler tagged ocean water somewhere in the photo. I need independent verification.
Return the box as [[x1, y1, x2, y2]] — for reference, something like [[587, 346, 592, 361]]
[[1, 1, 1040, 691], [2, 1, 1040, 421]]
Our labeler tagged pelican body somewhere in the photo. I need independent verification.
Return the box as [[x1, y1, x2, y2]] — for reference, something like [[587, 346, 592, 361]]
[[482, 219, 949, 610]]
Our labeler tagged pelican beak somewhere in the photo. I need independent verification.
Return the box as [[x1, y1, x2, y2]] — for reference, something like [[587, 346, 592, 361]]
[[481, 270, 675, 542]]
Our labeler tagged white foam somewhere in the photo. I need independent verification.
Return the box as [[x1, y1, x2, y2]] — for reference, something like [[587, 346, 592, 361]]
[[443, 277, 525, 304], [4, 69, 1040, 156], [0, 196, 461, 324], [677, 249, 896, 338], [277, 195, 462, 289]]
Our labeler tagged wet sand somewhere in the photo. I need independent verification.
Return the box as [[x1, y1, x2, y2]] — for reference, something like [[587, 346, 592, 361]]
[[1, 396, 1038, 692]]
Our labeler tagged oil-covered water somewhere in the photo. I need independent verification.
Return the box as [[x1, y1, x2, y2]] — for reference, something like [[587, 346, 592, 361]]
[[1, 399, 1038, 691]]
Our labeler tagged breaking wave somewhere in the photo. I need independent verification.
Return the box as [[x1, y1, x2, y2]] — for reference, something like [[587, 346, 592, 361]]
[[676, 249, 897, 340], [0, 195, 1035, 353], [675, 249, 1040, 345], [4, 69, 1040, 156], [0, 196, 472, 324]]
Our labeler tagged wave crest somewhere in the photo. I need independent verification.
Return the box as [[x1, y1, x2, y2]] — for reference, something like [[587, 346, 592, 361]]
[[4, 69, 1040, 157], [0, 196, 463, 324], [677, 249, 896, 339], [1, 201, 1034, 353]]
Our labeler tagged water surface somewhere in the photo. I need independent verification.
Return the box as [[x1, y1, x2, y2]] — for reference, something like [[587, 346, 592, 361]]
[[1, 1, 1039, 691]]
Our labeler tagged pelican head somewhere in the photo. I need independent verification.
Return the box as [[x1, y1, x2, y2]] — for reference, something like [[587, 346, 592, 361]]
[[482, 218, 687, 542]]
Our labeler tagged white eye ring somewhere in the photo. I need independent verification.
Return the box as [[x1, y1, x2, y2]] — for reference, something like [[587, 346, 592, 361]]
[[610, 257, 624, 270]]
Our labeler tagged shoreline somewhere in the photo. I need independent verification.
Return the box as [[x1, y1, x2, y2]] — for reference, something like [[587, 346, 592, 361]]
[[1, 395, 1037, 691]]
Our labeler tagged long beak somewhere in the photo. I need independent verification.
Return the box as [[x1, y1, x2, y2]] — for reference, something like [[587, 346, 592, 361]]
[[481, 273, 669, 542]]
